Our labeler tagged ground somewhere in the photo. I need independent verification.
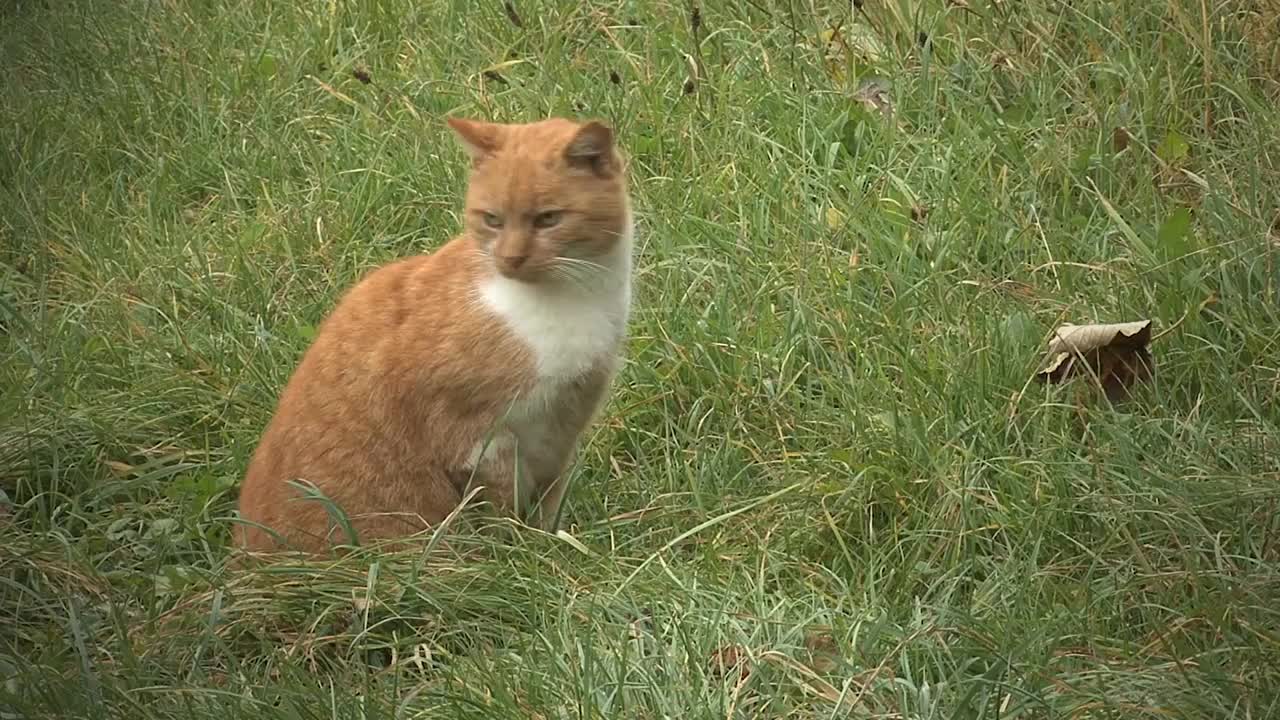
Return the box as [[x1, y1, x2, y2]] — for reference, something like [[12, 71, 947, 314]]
[[2, 0, 1279, 717]]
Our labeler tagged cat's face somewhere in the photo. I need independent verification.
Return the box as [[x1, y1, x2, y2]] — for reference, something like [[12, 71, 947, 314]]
[[448, 117, 630, 283]]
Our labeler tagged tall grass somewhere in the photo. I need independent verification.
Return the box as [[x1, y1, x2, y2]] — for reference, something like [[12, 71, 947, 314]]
[[2, 0, 1278, 717]]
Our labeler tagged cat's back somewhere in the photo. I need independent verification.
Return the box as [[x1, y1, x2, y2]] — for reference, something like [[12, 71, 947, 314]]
[[285, 238, 516, 385], [236, 236, 521, 550], [312, 238, 477, 350]]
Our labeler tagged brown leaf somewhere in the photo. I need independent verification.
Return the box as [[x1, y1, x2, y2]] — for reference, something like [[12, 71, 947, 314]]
[[1037, 320, 1155, 401], [853, 76, 893, 119], [708, 644, 752, 683], [105, 460, 137, 477], [803, 627, 841, 673], [627, 607, 653, 640], [503, 1, 523, 28], [1112, 126, 1131, 152]]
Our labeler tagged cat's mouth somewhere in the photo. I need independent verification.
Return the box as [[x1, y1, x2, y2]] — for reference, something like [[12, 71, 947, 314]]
[[493, 257, 544, 282], [491, 252, 614, 287]]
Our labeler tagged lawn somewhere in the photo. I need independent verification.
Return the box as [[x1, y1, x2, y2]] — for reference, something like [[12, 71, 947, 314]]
[[2, 0, 1279, 717]]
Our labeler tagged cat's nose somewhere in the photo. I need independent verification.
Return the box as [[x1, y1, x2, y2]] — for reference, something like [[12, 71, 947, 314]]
[[498, 254, 529, 270]]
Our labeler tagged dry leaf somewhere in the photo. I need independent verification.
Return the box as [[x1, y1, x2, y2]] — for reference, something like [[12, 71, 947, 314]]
[[848, 26, 884, 61], [1037, 320, 1155, 400], [1112, 126, 1132, 152], [105, 460, 137, 477], [757, 650, 844, 703], [627, 607, 653, 641], [708, 644, 752, 683], [853, 76, 893, 119], [502, 0, 523, 28], [803, 627, 841, 673]]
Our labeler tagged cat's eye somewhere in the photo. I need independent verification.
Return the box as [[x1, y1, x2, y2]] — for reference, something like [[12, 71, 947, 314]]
[[533, 210, 563, 229], [481, 211, 504, 229]]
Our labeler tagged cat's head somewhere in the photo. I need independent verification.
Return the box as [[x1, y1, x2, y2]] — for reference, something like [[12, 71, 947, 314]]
[[447, 116, 630, 283]]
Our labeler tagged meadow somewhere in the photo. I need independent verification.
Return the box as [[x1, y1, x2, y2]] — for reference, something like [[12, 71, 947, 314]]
[[2, 0, 1279, 717]]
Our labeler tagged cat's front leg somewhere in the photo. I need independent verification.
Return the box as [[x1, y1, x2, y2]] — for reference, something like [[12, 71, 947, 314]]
[[526, 370, 614, 532], [529, 474, 569, 531], [460, 430, 538, 520]]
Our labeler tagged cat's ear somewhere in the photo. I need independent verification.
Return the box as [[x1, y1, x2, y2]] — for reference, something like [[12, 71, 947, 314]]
[[447, 117, 503, 163], [564, 121, 616, 177]]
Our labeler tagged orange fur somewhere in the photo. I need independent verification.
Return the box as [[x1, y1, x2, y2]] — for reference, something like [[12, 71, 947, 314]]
[[235, 117, 633, 555]]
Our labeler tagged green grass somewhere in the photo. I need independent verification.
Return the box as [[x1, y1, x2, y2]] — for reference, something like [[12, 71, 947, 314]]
[[3, 0, 1279, 717]]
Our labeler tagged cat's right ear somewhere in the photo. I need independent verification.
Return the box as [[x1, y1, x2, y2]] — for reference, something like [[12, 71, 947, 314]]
[[446, 117, 502, 164], [564, 121, 617, 177]]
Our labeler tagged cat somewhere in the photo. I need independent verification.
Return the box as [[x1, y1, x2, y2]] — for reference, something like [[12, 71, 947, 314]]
[[234, 116, 633, 555]]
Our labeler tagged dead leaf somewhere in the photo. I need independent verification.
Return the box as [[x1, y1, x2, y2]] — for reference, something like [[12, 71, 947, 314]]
[[803, 627, 840, 673], [503, 0, 523, 27], [708, 645, 752, 683], [758, 650, 843, 703], [1037, 320, 1155, 401], [105, 460, 137, 477], [1112, 126, 1131, 152], [837, 24, 884, 64], [627, 607, 653, 640], [853, 76, 893, 120], [1045, 320, 1151, 356]]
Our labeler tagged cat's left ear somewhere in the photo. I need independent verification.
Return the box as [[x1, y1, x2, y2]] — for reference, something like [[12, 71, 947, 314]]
[[447, 117, 503, 164], [564, 121, 617, 177]]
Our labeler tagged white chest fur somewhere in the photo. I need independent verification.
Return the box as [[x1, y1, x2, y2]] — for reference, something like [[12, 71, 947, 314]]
[[478, 226, 633, 383], [468, 221, 634, 507]]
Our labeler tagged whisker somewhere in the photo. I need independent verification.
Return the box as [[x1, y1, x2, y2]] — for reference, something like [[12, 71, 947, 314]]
[[552, 260, 588, 279], [558, 256, 609, 271], [546, 264, 587, 289], [554, 258, 610, 283], [566, 266, 596, 288], [565, 265, 604, 288]]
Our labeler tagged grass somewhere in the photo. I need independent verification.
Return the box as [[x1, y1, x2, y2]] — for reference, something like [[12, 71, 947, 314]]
[[2, 0, 1279, 716]]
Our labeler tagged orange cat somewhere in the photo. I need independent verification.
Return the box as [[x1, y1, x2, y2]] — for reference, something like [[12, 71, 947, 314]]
[[235, 116, 633, 555]]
